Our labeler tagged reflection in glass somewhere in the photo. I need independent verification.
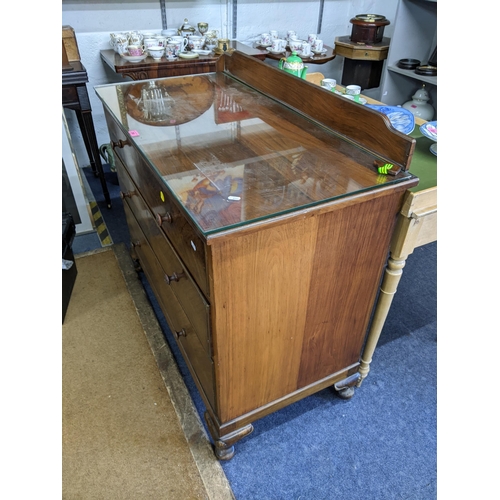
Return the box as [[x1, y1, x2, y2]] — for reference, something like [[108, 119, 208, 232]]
[[140, 81, 174, 122]]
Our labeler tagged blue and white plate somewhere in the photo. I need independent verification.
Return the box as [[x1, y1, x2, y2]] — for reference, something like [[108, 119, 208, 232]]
[[366, 105, 415, 135], [420, 121, 437, 141]]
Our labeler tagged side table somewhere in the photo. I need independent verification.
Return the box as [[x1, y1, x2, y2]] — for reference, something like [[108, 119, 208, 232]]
[[101, 41, 266, 81], [62, 61, 111, 208]]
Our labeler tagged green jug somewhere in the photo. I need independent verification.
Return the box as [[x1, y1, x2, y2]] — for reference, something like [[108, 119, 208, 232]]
[[278, 51, 308, 79]]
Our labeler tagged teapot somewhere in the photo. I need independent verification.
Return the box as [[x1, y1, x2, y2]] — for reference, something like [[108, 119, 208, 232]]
[[278, 51, 308, 79]]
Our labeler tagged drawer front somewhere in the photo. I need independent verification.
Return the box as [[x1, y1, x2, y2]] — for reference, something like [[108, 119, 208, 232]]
[[105, 111, 209, 297], [122, 200, 215, 410], [62, 85, 78, 106], [116, 160, 211, 356]]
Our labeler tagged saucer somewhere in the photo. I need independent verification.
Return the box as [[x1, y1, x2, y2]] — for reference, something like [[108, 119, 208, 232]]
[[341, 94, 367, 105], [419, 121, 437, 141], [429, 143, 437, 156], [178, 51, 199, 59], [192, 49, 211, 55], [258, 43, 272, 48], [266, 48, 285, 55], [121, 53, 148, 62], [312, 49, 327, 55]]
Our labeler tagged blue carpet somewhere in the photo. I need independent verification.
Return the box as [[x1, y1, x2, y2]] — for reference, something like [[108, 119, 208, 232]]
[[81, 163, 437, 498]]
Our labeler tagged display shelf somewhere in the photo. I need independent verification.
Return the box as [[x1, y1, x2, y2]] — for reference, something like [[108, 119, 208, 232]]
[[387, 65, 437, 86], [377, 0, 437, 116]]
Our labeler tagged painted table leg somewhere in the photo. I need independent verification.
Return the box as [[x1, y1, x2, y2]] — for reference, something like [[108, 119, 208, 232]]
[[357, 251, 408, 387]]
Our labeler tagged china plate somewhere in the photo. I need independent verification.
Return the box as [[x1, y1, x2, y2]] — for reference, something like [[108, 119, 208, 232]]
[[365, 105, 415, 135], [420, 121, 437, 141], [341, 94, 367, 105], [178, 51, 199, 59], [192, 49, 212, 55], [121, 53, 148, 63], [429, 143, 437, 156]]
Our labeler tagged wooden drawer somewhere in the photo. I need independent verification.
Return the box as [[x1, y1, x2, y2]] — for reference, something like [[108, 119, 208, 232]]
[[116, 159, 212, 356], [122, 199, 215, 409], [105, 111, 209, 297]]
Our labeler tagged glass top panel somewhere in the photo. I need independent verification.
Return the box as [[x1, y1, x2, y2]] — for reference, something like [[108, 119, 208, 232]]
[[95, 73, 413, 235]]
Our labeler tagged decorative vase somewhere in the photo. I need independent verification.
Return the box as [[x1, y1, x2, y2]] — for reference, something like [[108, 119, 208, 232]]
[[402, 84, 434, 121]]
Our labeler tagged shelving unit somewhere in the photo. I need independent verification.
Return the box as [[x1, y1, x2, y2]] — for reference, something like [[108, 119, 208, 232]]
[[377, 0, 437, 117]]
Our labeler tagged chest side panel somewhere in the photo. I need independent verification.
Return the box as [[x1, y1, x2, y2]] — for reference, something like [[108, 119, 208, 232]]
[[210, 216, 319, 422], [297, 189, 404, 387]]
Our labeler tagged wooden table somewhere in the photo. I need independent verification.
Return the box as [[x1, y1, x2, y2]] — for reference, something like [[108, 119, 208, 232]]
[[62, 60, 111, 208], [357, 126, 437, 386], [305, 73, 436, 386], [100, 41, 266, 81], [252, 43, 336, 64]]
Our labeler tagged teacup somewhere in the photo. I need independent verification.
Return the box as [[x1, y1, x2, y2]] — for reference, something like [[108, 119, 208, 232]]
[[260, 33, 272, 46], [143, 38, 158, 50], [308, 34, 318, 45], [321, 78, 337, 91], [217, 38, 230, 52], [301, 42, 312, 57], [345, 84, 362, 103], [289, 39, 303, 52], [155, 36, 168, 47], [271, 38, 286, 52], [127, 32, 142, 45], [345, 85, 361, 95], [127, 45, 145, 56], [165, 42, 182, 58], [312, 39, 324, 52], [168, 36, 188, 51], [148, 46, 164, 60], [115, 39, 129, 55], [188, 36, 205, 50], [161, 28, 178, 37], [141, 32, 157, 39], [270, 30, 279, 40], [287, 30, 297, 41]]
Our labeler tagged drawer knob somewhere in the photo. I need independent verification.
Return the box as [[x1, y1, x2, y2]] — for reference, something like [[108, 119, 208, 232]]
[[174, 328, 187, 338], [131, 240, 141, 248], [164, 271, 185, 284], [111, 139, 130, 149], [120, 190, 136, 199], [156, 212, 173, 226]]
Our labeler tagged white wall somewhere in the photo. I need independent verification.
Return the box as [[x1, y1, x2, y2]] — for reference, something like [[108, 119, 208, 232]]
[[62, 0, 398, 168]]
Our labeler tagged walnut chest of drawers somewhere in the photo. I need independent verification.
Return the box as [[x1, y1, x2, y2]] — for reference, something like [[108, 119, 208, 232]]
[[95, 51, 418, 460]]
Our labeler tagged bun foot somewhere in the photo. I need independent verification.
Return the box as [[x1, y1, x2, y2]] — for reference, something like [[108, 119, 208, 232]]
[[337, 386, 355, 399], [214, 441, 235, 461], [334, 372, 360, 400]]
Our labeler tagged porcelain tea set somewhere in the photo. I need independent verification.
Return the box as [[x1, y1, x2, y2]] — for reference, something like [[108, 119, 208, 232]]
[[109, 20, 220, 62]]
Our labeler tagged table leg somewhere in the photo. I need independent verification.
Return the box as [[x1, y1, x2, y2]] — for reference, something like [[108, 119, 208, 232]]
[[357, 250, 408, 387], [75, 109, 112, 208]]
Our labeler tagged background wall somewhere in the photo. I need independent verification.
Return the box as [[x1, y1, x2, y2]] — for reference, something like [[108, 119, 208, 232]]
[[62, 0, 398, 168]]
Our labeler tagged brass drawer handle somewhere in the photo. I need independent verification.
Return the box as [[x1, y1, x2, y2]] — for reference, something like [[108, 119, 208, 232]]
[[120, 190, 136, 199], [111, 139, 130, 149], [164, 271, 185, 285], [174, 328, 187, 339], [156, 212, 173, 226]]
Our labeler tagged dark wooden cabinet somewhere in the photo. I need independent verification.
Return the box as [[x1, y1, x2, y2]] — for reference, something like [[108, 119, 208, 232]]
[[95, 51, 418, 460]]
